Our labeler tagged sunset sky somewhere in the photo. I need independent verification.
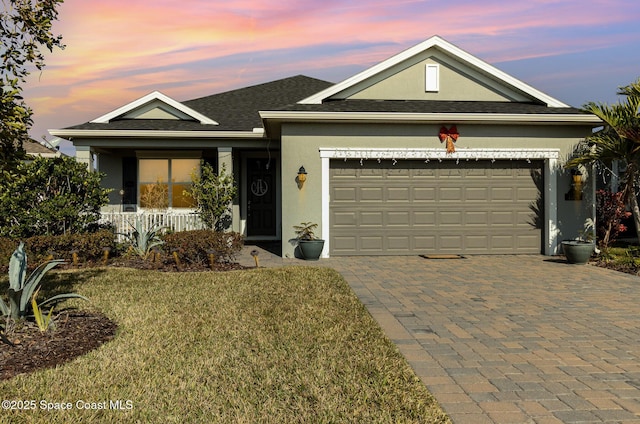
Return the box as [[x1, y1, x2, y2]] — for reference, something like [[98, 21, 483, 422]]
[[23, 0, 640, 153]]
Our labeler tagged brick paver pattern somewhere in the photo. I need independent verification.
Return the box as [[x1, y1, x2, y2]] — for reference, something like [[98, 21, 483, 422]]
[[239, 250, 640, 423]]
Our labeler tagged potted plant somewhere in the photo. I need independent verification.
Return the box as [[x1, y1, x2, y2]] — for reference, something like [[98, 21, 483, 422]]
[[293, 222, 325, 260], [561, 219, 596, 264]]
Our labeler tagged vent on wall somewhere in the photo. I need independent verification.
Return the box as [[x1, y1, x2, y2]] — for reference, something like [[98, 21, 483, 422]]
[[425, 64, 440, 92]]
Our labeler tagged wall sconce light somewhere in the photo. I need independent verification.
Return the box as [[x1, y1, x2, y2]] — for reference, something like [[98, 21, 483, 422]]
[[565, 170, 583, 201], [297, 166, 307, 189]]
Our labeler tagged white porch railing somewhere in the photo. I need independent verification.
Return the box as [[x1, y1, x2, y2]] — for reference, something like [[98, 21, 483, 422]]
[[100, 211, 206, 241]]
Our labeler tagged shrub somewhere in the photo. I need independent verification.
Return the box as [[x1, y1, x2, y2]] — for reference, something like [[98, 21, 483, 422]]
[[162, 230, 243, 265], [185, 162, 237, 231], [0, 156, 110, 239], [596, 190, 632, 249], [0, 230, 117, 272]]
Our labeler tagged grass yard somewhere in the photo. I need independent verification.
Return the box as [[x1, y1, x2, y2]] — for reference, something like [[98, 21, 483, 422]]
[[0, 266, 450, 423]]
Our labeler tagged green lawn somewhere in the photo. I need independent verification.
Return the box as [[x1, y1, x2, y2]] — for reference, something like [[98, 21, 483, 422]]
[[1, 266, 450, 423]]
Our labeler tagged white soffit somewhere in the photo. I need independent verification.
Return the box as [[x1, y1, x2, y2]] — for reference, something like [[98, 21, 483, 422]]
[[300, 35, 570, 108], [90, 91, 218, 125]]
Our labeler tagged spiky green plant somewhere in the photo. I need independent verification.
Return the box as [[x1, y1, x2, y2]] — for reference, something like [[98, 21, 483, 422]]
[[121, 218, 165, 260], [31, 287, 55, 332], [0, 242, 88, 320]]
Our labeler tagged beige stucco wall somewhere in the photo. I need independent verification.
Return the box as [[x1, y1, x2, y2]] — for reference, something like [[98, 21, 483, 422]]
[[281, 122, 595, 257], [338, 50, 531, 102]]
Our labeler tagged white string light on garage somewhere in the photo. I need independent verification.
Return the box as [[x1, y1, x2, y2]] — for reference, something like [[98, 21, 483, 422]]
[[324, 147, 561, 167]]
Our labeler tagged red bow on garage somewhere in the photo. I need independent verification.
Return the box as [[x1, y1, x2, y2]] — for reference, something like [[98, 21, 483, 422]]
[[439, 125, 459, 154]]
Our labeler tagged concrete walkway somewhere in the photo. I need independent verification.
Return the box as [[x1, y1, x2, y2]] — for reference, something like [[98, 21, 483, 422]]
[[238, 249, 640, 423]]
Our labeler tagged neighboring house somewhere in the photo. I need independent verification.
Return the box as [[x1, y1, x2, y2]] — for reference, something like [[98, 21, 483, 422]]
[[23, 139, 62, 159], [50, 36, 601, 258]]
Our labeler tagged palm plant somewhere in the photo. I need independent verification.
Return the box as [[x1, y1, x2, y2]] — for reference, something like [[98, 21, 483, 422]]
[[566, 79, 640, 242]]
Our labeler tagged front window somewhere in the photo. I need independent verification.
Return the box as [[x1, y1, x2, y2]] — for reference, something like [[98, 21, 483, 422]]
[[138, 158, 199, 208]]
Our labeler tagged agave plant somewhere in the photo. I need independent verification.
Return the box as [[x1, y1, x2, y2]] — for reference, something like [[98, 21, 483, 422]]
[[0, 242, 88, 320], [121, 218, 165, 260]]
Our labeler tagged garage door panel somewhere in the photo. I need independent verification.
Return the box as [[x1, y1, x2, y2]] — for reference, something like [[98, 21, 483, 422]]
[[413, 211, 436, 225], [330, 160, 542, 255], [360, 187, 383, 201], [413, 187, 436, 201], [360, 211, 383, 226], [466, 211, 489, 225], [466, 187, 489, 201], [387, 211, 410, 226], [387, 168, 410, 177], [387, 236, 411, 251], [491, 187, 515, 200], [517, 211, 535, 225], [387, 187, 410, 201], [360, 237, 384, 251], [517, 187, 540, 201], [333, 211, 357, 226], [491, 235, 515, 249], [439, 187, 463, 200], [332, 236, 357, 253], [466, 235, 490, 249], [491, 211, 516, 225], [333, 187, 356, 201], [466, 167, 490, 177], [517, 234, 540, 249], [414, 236, 436, 249], [439, 210, 463, 225], [440, 235, 464, 249]]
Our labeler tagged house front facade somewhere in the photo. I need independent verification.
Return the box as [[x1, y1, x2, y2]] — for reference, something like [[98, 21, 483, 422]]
[[50, 36, 601, 258]]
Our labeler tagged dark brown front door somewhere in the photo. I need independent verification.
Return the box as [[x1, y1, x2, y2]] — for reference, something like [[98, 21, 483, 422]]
[[247, 158, 276, 236]]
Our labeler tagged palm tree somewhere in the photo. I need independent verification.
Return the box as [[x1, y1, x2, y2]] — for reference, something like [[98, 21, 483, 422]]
[[565, 79, 640, 242]]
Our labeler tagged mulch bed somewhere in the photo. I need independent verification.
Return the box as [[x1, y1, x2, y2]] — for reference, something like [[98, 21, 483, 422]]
[[0, 311, 117, 381], [593, 259, 640, 276]]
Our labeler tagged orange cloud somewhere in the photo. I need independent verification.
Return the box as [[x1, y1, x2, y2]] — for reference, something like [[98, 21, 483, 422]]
[[21, 0, 640, 143]]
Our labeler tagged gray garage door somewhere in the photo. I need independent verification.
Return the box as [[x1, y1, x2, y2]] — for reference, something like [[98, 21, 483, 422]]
[[330, 159, 542, 256]]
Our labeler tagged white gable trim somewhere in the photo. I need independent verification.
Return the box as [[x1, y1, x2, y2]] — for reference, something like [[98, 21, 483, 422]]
[[90, 91, 218, 125], [300, 36, 570, 108]]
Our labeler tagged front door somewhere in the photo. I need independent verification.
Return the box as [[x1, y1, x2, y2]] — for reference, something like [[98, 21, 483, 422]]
[[247, 158, 276, 236]]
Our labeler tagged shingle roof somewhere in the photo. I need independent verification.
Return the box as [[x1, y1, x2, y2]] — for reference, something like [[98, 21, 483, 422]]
[[276, 99, 586, 115], [23, 139, 60, 155], [65, 75, 334, 132], [61, 75, 588, 135]]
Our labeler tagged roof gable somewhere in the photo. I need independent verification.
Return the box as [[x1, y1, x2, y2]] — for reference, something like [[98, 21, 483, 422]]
[[300, 36, 569, 108], [90, 91, 219, 125]]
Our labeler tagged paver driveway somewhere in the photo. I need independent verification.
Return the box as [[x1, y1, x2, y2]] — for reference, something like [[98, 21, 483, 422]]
[[239, 250, 640, 423]]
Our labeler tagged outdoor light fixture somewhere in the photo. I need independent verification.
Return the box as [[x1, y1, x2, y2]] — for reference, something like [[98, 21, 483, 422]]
[[565, 170, 583, 201], [297, 166, 307, 188]]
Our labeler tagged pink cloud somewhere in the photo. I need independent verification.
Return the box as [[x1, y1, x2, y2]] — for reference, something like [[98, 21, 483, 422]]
[[21, 0, 640, 142]]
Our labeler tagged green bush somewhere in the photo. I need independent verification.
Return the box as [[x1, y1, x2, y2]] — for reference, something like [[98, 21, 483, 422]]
[[162, 230, 243, 265], [0, 230, 117, 272], [185, 161, 237, 231], [0, 156, 110, 238]]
